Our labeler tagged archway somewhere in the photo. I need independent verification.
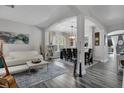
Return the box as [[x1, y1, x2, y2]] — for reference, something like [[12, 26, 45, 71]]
[[42, 6, 108, 76]]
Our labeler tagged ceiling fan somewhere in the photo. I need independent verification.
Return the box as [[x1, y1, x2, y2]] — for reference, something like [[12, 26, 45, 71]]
[[5, 5, 15, 8]]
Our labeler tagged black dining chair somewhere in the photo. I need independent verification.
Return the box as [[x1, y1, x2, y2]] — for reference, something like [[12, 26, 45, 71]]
[[60, 49, 63, 59], [85, 52, 89, 65], [62, 49, 67, 60], [85, 48, 93, 65], [72, 48, 77, 63], [66, 48, 73, 61], [88, 49, 93, 64], [72, 48, 77, 59]]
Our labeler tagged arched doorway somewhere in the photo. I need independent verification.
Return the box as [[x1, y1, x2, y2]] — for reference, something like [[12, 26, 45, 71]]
[[45, 15, 107, 68]]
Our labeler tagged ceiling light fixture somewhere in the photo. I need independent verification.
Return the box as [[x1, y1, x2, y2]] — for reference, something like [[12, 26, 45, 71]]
[[69, 25, 76, 39]]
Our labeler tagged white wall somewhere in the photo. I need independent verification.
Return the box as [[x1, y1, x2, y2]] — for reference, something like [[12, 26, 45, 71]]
[[85, 25, 93, 48], [85, 23, 108, 62], [94, 27, 108, 62], [0, 19, 42, 56]]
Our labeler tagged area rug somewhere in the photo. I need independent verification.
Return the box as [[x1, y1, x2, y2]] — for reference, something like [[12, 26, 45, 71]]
[[13, 63, 66, 88]]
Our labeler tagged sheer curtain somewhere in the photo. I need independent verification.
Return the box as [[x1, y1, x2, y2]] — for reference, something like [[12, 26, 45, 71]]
[[111, 36, 118, 54]]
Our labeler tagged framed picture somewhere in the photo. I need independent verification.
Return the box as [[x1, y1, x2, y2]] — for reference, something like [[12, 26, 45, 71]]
[[0, 31, 29, 44], [95, 32, 100, 46]]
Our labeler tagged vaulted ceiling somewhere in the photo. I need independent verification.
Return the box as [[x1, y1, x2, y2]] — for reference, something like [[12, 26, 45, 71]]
[[76, 5, 124, 32], [0, 5, 59, 25], [0, 5, 124, 32], [0, 5, 77, 28], [89, 5, 124, 32], [46, 16, 96, 33]]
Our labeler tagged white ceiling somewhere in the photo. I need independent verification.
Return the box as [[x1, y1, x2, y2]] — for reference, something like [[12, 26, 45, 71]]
[[90, 6, 124, 27], [77, 5, 124, 32], [0, 5, 66, 25], [0, 5, 76, 27], [46, 16, 77, 33], [1, 5, 124, 32], [46, 16, 95, 33]]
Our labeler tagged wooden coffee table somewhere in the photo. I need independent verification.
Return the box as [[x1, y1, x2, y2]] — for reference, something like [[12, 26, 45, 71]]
[[26, 61, 49, 73]]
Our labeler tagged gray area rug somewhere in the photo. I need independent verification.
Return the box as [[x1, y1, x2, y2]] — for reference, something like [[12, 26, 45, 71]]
[[13, 63, 66, 88]]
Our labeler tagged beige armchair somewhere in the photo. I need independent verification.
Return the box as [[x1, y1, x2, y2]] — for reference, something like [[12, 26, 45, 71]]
[[0, 77, 9, 88], [0, 51, 17, 88]]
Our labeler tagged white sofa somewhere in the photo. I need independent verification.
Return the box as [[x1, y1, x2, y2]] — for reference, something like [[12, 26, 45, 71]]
[[0, 50, 43, 75]]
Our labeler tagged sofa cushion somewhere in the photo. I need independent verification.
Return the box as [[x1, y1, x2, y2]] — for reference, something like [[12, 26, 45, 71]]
[[9, 51, 39, 58], [5, 55, 43, 67], [0, 64, 29, 75], [4, 50, 43, 67], [5, 58, 27, 67]]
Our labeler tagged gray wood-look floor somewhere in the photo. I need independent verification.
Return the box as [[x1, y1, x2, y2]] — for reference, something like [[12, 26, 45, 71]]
[[33, 54, 123, 88]]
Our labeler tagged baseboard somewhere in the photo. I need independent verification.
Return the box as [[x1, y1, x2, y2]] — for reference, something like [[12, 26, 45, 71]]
[[94, 58, 109, 63], [93, 59, 101, 62]]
